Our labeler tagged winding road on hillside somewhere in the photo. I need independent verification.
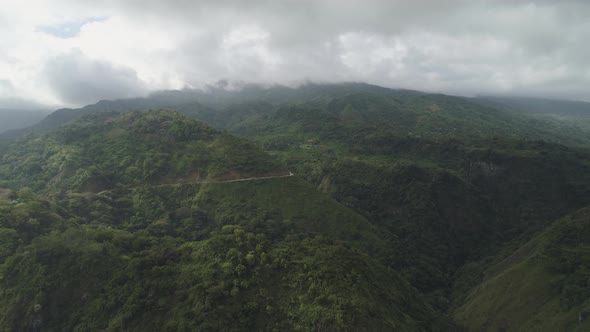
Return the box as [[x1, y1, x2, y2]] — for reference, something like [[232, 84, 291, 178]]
[[194, 171, 294, 184], [96, 171, 295, 195]]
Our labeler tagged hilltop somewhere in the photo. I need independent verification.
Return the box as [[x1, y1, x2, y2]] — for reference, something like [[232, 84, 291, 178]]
[[0, 110, 285, 195], [6, 83, 590, 147]]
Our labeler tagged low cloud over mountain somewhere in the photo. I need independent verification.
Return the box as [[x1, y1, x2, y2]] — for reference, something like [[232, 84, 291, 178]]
[[1, 0, 590, 106]]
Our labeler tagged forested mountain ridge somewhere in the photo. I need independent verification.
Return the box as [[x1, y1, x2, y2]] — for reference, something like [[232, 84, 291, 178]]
[[5, 83, 590, 147], [454, 205, 590, 331], [0, 110, 285, 195], [474, 96, 590, 140], [0, 110, 449, 331], [2, 83, 590, 330]]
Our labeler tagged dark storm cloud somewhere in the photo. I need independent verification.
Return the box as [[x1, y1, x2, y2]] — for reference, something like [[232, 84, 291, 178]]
[[43, 50, 148, 106]]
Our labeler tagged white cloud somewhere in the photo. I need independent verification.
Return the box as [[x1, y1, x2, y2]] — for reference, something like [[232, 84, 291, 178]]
[[0, 0, 589, 107], [338, 33, 407, 76]]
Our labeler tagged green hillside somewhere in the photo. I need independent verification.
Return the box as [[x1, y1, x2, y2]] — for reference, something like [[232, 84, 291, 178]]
[[0, 110, 284, 194], [2, 84, 590, 330], [6, 83, 590, 147], [231, 92, 590, 148], [189, 84, 590, 326], [475, 96, 590, 140], [453, 206, 590, 331], [0, 183, 440, 331], [0, 110, 448, 331]]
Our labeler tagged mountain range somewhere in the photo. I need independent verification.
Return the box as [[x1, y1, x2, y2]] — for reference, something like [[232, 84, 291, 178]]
[[1, 83, 590, 331]]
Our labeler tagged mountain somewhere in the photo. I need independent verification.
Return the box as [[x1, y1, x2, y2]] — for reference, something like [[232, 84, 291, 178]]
[[0, 110, 448, 331], [0, 83, 408, 139], [7, 83, 590, 147], [453, 205, 590, 331], [2, 84, 590, 330], [0, 110, 285, 194], [475, 96, 590, 135], [213, 90, 590, 147], [477, 96, 590, 116]]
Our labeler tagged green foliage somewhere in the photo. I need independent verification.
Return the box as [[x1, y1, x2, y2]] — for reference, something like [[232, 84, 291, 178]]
[[453, 207, 590, 331], [0, 213, 438, 331], [0, 110, 448, 330], [0, 110, 284, 195], [3, 84, 590, 330]]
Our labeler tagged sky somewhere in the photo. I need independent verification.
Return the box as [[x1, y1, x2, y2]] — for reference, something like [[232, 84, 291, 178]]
[[1, 0, 589, 109]]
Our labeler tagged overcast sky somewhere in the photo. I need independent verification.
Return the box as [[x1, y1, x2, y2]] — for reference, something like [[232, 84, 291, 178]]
[[1, 0, 589, 108]]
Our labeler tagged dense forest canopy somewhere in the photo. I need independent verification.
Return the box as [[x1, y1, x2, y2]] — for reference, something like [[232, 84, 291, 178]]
[[1, 83, 590, 331], [3, 0, 590, 330]]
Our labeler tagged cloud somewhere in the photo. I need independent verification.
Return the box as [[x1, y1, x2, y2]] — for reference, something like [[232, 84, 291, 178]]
[[0, 0, 589, 105], [38, 17, 107, 38], [43, 50, 147, 105], [0, 79, 15, 96], [0, 97, 53, 111]]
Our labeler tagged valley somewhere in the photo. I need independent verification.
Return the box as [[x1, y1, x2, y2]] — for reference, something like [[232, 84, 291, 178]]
[[1, 83, 590, 331]]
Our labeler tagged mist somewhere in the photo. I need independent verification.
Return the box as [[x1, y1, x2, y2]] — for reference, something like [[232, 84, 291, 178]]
[[1, 0, 590, 108]]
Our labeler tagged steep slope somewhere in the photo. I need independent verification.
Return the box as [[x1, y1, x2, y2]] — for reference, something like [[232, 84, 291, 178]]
[[269, 137, 590, 307], [0, 110, 447, 331], [0, 110, 285, 194], [223, 91, 590, 147], [453, 206, 590, 331], [7, 85, 588, 311], [227, 89, 590, 327], [0, 83, 393, 140], [477, 96, 590, 115], [5, 83, 590, 147], [475, 96, 590, 138], [3, 85, 590, 329]]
